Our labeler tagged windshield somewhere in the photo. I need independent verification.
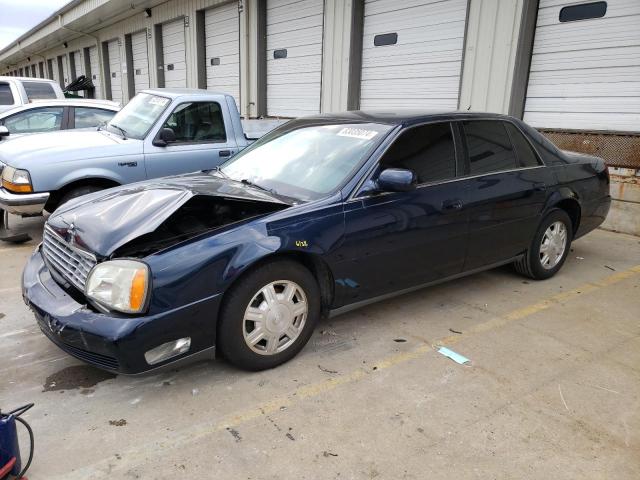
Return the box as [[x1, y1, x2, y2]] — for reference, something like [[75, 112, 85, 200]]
[[221, 121, 392, 201], [106, 93, 171, 139]]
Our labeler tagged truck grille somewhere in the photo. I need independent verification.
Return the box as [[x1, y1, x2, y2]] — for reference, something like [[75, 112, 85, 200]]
[[42, 225, 96, 290]]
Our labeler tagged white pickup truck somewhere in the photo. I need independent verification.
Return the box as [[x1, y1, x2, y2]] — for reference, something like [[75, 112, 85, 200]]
[[0, 77, 65, 114]]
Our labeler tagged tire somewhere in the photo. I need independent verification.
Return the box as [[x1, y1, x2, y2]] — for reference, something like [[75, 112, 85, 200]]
[[217, 260, 320, 371], [57, 185, 104, 210], [514, 208, 573, 280]]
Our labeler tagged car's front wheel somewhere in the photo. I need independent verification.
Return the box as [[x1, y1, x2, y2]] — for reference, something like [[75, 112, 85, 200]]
[[217, 260, 320, 371], [515, 208, 573, 280]]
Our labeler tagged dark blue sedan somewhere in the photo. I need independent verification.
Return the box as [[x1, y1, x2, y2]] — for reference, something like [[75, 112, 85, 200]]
[[22, 111, 611, 372]]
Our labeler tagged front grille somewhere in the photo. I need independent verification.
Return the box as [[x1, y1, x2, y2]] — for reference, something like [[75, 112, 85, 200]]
[[42, 225, 97, 290]]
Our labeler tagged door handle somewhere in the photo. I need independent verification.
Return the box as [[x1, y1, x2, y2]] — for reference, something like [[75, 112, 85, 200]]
[[219, 150, 232, 158], [118, 161, 137, 167], [442, 199, 463, 211], [533, 182, 547, 192]]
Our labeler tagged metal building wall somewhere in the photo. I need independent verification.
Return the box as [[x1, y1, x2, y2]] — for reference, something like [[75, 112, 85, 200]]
[[459, 0, 524, 113]]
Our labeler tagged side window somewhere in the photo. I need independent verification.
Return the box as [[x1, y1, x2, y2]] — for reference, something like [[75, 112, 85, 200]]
[[505, 123, 541, 168], [162, 102, 226, 143], [74, 107, 116, 129], [0, 83, 14, 105], [3, 107, 64, 134], [462, 121, 517, 175], [380, 122, 456, 184], [22, 81, 57, 100]]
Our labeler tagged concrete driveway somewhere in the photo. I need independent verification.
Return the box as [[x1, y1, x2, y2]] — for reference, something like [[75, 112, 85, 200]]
[[1, 218, 639, 479]]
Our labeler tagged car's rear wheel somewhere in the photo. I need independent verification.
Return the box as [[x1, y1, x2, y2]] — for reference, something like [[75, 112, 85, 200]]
[[217, 260, 320, 371], [514, 209, 573, 280]]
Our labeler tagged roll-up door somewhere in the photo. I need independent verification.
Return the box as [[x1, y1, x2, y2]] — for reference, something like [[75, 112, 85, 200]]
[[162, 18, 187, 88], [107, 39, 123, 104], [72, 50, 85, 96], [50, 59, 58, 83], [131, 30, 150, 95], [61, 55, 70, 87], [205, 2, 240, 109], [360, 0, 468, 110], [524, 0, 640, 132], [88, 46, 102, 99], [266, 0, 324, 117]]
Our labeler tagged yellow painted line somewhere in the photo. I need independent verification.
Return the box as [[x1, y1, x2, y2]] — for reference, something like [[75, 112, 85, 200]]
[[61, 264, 640, 480]]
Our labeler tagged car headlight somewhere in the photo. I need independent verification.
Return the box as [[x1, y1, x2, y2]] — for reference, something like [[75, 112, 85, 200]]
[[85, 260, 150, 314], [2, 165, 33, 193]]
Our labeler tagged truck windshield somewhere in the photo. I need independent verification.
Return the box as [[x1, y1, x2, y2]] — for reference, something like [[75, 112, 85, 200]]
[[106, 93, 170, 140], [221, 121, 392, 201]]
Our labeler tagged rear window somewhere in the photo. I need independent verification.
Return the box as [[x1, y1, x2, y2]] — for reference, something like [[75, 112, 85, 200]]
[[505, 123, 541, 168], [0, 83, 14, 105], [74, 107, 116, 129], [463, 121, 517, 175], [23, 81, 57, 100]]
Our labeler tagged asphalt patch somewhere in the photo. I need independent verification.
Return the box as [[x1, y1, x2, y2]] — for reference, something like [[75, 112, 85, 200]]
[[42, 365, 116, 392]]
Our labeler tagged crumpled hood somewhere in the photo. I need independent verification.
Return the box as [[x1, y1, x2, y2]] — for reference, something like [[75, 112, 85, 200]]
[[0, 130, 139, 168], [47, 172, 291, 257]]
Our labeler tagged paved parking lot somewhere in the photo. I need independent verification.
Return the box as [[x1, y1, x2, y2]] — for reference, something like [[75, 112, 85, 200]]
[[1, 215, 639, 480]]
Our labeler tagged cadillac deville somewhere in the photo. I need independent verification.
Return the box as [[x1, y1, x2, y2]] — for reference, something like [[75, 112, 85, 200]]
[[22, 112, 611, 373]]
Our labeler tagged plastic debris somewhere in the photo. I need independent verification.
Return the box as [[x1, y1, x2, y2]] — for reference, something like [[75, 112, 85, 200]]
[[437, 347, 471, 365]]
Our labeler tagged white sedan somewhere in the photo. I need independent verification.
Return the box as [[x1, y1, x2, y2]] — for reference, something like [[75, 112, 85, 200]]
[[0, 99, 120, 141]]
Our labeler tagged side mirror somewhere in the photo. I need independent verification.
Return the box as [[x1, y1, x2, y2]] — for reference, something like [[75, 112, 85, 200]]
[[0, 126, 10, 139], [376, 168, 417, 192], [153, 127, 176, 147]]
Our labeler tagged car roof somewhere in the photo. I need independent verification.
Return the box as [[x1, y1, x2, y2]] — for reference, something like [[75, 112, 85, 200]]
[[0, 76, 58, 84], [0, 99, 120, 117], [300, 110, 516, 127], [140, 88, 232, 99]]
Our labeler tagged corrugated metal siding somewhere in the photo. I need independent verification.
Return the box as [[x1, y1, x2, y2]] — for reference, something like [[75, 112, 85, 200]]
[[107, 39, 123, 103], [320, 0, 352, 113], [266, 0, 324, 117], [360, 0, 467, 110], [205, 2, 240, 109], [524, 0, 640, 132], [162, 18, 188, 88], [131, 30, 150, 94], [459, 0, 522, 113]]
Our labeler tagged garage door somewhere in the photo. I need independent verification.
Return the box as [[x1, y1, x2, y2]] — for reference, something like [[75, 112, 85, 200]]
[[88, 46, 102, 99], [131, 30, 150, 95], [524, 0, 640, 132], [107, 39, 123, 104], [360, 0, 467, 110], [72, 50, 84, 96], [266, 0, 324, 117], [162, 18, 187, 88], [205, 2, 240, 109], [60, 55, 70, 87]]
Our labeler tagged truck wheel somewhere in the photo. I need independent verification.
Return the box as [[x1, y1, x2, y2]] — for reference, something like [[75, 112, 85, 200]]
[[217, 260, 320, 371], [57, 185, 104, 210], [514, 209, 573, 280]]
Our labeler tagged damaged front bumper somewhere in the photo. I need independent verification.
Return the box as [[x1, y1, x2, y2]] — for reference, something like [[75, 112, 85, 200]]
[[22, 249, 220, 374]]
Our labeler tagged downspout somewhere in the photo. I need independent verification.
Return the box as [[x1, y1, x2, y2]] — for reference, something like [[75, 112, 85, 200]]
[[58, 14, 106, 95]]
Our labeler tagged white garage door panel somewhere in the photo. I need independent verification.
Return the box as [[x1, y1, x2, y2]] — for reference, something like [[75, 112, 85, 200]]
[[107, 40, 123, 104], [61, 55, 70, 86], [524, 0, 640, 132], [205, 3, 240, 108], [131, 31, 150, 95], [162, 19, 187, 88], [266, 0, 323, 117], [360, 0, 467, 110], [88, 46, 102, 99], [73, 51, 84, 78]]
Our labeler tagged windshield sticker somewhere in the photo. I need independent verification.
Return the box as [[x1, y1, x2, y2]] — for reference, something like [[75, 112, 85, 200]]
[[148, 97, 169, 107], [337, 127, 379, 140]]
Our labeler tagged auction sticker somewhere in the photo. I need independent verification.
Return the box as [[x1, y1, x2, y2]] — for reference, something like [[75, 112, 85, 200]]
[[337, 127, 378, 140]]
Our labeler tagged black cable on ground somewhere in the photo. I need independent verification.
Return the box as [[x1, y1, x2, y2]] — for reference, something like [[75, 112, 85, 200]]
[[13, 417, 33, 480]]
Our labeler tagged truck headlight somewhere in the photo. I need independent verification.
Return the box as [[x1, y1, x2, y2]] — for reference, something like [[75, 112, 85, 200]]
[[2, 165, 33, 193], [85, 260, 150, 314]]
